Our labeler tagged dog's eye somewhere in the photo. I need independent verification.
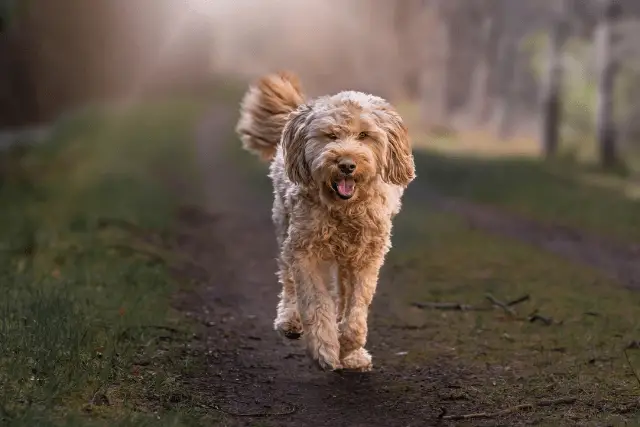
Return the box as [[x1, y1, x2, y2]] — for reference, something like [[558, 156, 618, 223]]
[[357, 132, 368, 140], [327, 133, 337, 140]]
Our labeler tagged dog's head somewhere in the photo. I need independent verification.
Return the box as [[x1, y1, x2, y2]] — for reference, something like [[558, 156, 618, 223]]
[[281, 91, 415, 203]]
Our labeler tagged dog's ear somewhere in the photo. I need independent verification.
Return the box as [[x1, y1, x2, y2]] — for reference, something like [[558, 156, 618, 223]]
[[282, 105, 313, 185], [377, 107, 416, 186]]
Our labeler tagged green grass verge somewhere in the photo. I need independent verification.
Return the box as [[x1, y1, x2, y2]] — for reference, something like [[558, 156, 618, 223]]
[[413, 150, 640, 242], [382, 206, 640, 425], [0, 99, 221, 426], [383, 206, 640, 425]]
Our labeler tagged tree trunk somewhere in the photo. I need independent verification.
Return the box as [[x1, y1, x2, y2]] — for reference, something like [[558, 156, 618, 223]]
[[594, 0, 620, 168], [493, 0, 521, 139], [494, 35, 517, 139], [393, 0, 423, 99], [469, 16, 494, 125], [420, 1, 451, 127], [541, 0, 569, 158]]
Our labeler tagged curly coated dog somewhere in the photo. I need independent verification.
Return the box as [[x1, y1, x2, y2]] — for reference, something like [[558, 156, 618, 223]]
[[235, 72, 416, 372]]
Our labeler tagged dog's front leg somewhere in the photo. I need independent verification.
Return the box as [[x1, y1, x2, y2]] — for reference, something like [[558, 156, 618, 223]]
[[291, 256, 342, 371], [338, 257, 383, 371], [274, 259, 303, 339]]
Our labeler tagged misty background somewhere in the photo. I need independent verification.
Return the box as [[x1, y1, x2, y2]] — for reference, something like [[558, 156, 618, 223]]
[[3, 2, 640, 425], [2, 0, 640, 170]]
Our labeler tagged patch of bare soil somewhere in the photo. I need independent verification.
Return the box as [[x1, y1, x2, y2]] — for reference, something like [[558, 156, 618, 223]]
[[421, 192, 640, 290]]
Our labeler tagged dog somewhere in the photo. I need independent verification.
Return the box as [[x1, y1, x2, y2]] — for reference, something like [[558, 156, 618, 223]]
[[235, 72, 415, 371]]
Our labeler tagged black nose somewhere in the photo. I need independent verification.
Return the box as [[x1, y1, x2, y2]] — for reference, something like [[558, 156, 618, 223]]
[[338, 159, 356, 174]]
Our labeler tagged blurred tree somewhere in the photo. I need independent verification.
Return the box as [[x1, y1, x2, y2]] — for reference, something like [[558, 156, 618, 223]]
[[594, 0, 621, 168], [469, 0, 503, 125], [541, 0, 569, 158], [418, 0, 452, 127], [393, 0, 426, 98], [0, 0, 16, 32], [493, 0, 525, 139], [0, 0, 215, 128]]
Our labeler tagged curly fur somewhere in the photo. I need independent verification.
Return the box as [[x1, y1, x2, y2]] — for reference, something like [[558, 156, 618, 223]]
[[235, 72, 416, 372]]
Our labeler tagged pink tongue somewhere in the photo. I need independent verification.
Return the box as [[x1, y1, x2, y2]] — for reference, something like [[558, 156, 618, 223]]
[[337, 178, 355, 196]]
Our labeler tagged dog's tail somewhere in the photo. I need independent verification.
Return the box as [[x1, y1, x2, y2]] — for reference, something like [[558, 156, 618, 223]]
[[235, 72, 305, 162]]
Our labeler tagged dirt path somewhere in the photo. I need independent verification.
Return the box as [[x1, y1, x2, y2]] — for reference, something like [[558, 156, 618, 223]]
[[174, 107, 467, 427], [172, 107, 640, 426]]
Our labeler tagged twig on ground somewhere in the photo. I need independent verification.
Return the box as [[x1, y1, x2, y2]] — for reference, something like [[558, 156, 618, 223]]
[[411, 302, 488, 311], [108, 244, 168, 265], [107, 243, 208, 275], [97, 217, 144, 233], [485, 293, 516, 316], [527, 311, 555, 326], [118, 325, 185, 341], [506, 294, 530, 307], [438, 396, 577, 421], [198, 401, 297, 417], [623, 343, 640, 388]]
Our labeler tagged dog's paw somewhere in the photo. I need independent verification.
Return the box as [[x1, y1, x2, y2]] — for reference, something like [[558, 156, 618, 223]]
[[338, 321, 366, 359], [305, 337, 342, 371], [340, 347, 372, 372], [314, 349, 343, 372], [274, 309, 303, 340]]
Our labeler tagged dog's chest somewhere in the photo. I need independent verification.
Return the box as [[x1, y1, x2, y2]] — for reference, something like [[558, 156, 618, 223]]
[[315, 208, 391, 265]]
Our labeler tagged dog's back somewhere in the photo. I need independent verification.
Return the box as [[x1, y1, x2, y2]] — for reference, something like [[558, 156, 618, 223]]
[[235, 72, 305, 162]]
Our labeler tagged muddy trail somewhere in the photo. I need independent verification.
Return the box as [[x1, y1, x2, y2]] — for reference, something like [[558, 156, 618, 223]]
[[170, 106, 640, 427]]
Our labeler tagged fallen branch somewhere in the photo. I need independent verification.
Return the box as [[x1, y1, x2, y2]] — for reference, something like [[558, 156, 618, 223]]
[[107, 243, 208, 275], [439, 396, 577, 421], [198, 400, 297, 417], [485, 293, 516, 316], [118, 325, 186, 341], [108, 244, 168, 265], [411, 302, 488, 311], [527, 311, 555, 326], [506, 294, 530, 307]]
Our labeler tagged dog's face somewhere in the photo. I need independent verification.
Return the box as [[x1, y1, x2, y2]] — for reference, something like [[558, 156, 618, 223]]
[[281, 92, 415, 203]]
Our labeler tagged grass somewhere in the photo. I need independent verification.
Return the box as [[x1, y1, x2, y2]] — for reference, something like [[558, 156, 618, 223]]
[[410, 151, 640, 242], [399, 102, 640, 243], [0, 98, 222, 426], [381, 207, 640, 425]]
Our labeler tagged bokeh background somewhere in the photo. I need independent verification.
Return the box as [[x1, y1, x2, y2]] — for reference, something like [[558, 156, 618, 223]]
[[4, 0, 640, 169], [2, 1, 640, 426]]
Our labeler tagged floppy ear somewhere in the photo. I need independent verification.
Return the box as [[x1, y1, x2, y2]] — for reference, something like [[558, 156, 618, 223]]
[[281, 105, 313, 185], [378, 107, 416, 186]]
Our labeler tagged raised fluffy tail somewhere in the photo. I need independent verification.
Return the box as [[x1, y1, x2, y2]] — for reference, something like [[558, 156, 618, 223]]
[[235, 72, 305, 162]]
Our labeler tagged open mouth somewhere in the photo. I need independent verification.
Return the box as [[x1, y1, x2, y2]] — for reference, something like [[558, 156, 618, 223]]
[[331, 177, 356, 200]]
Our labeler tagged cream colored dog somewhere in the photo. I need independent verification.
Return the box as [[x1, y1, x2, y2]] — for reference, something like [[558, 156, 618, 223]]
[[235, 72, 415, 372]]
